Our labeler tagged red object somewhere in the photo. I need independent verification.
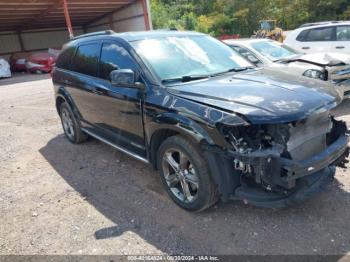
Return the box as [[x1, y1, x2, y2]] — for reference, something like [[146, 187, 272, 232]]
[[10, 52, 31, 71], [26, 51, 58, 73], [218, 34, 240, 40], [62, 0, 74, 38]]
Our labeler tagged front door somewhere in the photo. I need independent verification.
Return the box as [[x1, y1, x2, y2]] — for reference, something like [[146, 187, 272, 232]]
[[90, 41, 146, 157]]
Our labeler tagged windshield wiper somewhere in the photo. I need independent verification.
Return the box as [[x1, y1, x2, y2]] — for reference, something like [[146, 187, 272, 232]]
[[211, 66, 255, 77], [161, 67, 254, 84], [161, 75, 209, 84]]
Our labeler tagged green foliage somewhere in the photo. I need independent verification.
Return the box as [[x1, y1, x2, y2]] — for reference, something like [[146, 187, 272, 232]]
[[150, 0, 350, 37]]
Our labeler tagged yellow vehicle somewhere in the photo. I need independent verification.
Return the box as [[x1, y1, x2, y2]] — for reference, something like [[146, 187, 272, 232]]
[[252, 20, 284, 42]]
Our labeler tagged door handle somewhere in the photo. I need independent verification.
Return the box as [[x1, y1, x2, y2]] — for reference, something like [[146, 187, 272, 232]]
[[92, 86, 108, 95], [63, 79, 72, 85], [302, 46, 310, 50], [336, 46, 345, 49]]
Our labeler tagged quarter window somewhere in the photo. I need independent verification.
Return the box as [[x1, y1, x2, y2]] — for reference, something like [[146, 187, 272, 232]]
[[99, 43, 136, 80], [73, 43, 100, 77], [56, 46, 75, 70], [336, 26, 350, 41]]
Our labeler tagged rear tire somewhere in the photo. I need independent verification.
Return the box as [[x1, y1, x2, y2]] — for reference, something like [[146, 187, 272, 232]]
[[59, 102, 88, 144], [157, 135, 219, 212]]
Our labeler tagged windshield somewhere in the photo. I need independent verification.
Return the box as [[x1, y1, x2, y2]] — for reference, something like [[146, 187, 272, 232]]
[[250, 41, 299, 62], [131, 35, 252, 82]]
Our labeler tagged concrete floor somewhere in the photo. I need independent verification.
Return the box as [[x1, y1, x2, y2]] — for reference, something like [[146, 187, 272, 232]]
[[0, 74, 350, 255]]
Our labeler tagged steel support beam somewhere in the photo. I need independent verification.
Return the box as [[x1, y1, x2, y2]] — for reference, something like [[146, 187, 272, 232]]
[[16, 30, 25, 51], [62, 0, 74, 38], [140, 0, 150, 30]]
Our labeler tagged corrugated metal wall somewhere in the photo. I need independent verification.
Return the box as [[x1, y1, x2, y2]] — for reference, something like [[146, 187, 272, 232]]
[[0, 0, 151, 61], [22, 28, 84, 50], [0, 32, 21, 57], [86, 0, 148, 33], [0, 28, 83, 60]]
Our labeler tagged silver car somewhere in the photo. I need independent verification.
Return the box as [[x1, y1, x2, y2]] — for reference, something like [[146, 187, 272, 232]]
[[224, 38, 350, 100]]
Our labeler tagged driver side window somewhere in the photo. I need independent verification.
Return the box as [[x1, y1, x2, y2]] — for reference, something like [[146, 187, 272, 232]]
[[99, 42, 137, 80]]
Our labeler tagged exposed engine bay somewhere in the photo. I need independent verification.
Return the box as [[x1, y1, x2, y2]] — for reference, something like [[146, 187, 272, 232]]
[[219, 112, 349, 198]]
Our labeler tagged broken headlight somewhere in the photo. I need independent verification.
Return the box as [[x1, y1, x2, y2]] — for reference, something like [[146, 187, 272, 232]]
[[303, 69, 327, 81]]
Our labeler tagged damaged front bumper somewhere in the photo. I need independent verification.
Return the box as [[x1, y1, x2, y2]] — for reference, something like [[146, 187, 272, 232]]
[[230, 133, 348, 208], [205, 120, 349, 208], [228, 128, 349, 189]]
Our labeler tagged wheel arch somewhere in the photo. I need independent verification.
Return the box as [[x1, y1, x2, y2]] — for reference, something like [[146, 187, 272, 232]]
[[146, 111, 242, 201], [146, 112, 216, 169], [56, 96, 66, 115], [55, 87, 81, 119]]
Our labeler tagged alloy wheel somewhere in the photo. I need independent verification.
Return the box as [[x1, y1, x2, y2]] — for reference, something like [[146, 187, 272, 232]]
[[162, 148, 199, 203], [61, 108, 75, 141]]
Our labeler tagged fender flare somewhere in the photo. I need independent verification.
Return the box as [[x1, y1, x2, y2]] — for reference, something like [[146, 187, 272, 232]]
[[146, 111, 243, 201], [56, 86, 82, 120], [146, 111, 215, 146]]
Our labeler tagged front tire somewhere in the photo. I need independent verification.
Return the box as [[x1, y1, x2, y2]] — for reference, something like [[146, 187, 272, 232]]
[[157, 135, 218, 212], [60, 102, 87, 144]]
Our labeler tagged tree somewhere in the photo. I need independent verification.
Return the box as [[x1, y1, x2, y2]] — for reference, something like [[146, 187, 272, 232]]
[[150, 0, 350, 36]]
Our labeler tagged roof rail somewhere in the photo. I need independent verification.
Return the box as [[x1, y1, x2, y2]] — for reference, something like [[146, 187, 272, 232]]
[[299, 20, 349, 28], [154, 28, 178, 31], [71, 30, 115, 40]]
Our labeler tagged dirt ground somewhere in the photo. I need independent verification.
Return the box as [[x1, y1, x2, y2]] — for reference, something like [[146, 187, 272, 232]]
[[0, 74, 350, 256]]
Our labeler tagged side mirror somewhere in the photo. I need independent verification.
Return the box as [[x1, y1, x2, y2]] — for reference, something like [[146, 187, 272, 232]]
[[110, 69, 135, 86]]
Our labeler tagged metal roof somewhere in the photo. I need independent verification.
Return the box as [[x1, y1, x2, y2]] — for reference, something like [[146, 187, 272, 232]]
[[0, 0, 135, 31]]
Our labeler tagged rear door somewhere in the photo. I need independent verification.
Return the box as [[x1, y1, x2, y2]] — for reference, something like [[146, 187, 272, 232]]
[[294, 26, 336, 53], [67, 42, 105, 129], [335, 25, 350, 54]]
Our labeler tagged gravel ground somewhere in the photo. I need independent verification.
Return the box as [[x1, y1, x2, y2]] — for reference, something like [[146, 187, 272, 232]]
[[0, 74, 350, 256]]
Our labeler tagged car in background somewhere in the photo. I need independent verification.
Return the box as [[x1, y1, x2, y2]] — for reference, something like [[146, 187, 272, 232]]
[[284, 21, 350, 54], [0, 58, 11, 78], [224, 38, 350, 99], [10, 52, 31, 72], [52, 30, 349, 211], [26, 48, 59, 74]]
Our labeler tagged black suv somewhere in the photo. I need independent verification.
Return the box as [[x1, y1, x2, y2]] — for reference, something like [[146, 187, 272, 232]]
[[52, 30, 349, 211]]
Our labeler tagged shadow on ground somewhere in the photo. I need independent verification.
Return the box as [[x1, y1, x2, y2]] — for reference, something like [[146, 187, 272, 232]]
[[0, 73, 50, 86], [39, 132, 350, 255]]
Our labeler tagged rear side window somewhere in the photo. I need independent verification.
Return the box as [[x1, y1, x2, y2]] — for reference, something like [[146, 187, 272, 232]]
[[73, 43, 100, 77], [305, 27, 335, 41], [56, 46, 75, 70], [336, 26, 350, 41], [99, 43, 137, 80]]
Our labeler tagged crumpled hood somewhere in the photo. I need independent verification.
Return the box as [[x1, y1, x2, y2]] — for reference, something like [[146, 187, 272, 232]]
[[167, 70, 338, 124], [290, 52, 350, 66]]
